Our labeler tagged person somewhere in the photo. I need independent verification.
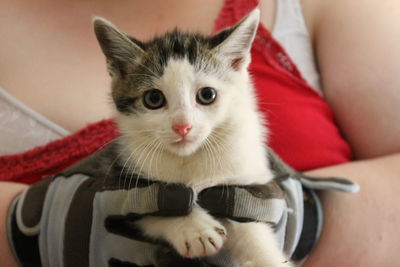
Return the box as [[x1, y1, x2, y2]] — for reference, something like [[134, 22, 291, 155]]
[[1, 0, 400, 266]]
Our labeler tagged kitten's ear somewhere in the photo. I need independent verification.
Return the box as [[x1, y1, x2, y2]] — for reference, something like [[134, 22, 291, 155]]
[[211, 8, 260, 71], [93, 17, 144, 78]]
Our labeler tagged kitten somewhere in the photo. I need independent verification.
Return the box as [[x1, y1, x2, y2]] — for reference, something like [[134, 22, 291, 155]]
[[94, 8, 291, 267]]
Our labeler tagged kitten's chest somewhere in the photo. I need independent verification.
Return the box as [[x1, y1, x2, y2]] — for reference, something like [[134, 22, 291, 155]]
[[138, 149, 274, 190]]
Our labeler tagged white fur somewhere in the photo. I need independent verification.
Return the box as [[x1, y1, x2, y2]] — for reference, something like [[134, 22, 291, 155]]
[[117, 57, 273, 189], [225, 221, 292, 266], [116, 8, 292, 267], [119, 56, 291, 266]]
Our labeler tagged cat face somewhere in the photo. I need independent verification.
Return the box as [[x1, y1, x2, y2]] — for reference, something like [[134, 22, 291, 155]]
[[94, 9, 259, 157], [119, 57, 238, 156]]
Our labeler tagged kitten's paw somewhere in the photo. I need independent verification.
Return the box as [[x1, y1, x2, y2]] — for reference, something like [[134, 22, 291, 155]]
[[242, 260, 292, 267], [243, 262, 255, 267], [170, 217, 227, 258]]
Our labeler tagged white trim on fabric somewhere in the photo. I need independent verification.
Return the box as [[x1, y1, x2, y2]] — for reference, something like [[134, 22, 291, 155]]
[[0, 87, 69, 137]]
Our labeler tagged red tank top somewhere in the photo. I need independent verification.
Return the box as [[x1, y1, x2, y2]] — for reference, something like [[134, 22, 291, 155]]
[[215, 0, 351, 170], [0, 0, 351, 184]]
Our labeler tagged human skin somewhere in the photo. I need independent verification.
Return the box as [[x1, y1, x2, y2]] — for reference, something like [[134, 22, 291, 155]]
[[1, 0, 400, 265], [304, 154, 400, 266], [302, 0, 400, 264]]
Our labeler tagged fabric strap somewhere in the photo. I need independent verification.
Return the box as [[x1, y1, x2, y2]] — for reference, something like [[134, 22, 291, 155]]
[[291, 187, 322, 262], [8, 140, 359, 266], [198, 183, 285, 225], [7, 196, 41, 267]]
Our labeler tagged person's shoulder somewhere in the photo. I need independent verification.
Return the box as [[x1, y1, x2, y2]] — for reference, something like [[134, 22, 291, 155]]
[[302, 0, 400, 35], [301, 0, 400, 38], [303, 0, 400, 159]]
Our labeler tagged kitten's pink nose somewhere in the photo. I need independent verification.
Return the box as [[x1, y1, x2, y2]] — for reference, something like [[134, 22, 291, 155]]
[[172, 124, 192, 137]]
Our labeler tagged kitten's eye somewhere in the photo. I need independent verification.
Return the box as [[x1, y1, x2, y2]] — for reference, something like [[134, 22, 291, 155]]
[[143, 89, 166, 110], [196, 87, 217, 105]]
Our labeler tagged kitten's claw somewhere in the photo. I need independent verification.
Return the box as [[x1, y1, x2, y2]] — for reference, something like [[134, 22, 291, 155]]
[[242, 260, 292, 267], [208, 237, 218, 250], [243, 262, 255, 267], [214, 227, 227, 238], [170, 217, 226, 258], [184, 242, 192, 258]]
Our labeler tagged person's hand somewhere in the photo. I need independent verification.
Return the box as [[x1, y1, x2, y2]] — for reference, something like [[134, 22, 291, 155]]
[[7, 172, 194, 267]]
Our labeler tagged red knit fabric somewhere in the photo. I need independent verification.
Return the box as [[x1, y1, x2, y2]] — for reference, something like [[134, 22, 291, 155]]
[[214, 0, 352, 170], [0, 120, 119, 184], [0, 0, 352, 184]]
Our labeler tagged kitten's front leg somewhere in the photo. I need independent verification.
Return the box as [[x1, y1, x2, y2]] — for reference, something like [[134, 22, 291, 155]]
[[224, 220, 292, 267], [136, 207, 227, 258]]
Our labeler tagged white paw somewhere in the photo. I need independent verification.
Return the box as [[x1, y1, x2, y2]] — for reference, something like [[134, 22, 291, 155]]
[[243, 260, 292, 267], [243, 261, 255, 267], [168, 215, 227, 258]]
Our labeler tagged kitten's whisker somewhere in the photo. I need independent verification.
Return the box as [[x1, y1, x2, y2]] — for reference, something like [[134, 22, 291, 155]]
[[96, 135, 123, 153], [210, 135, 232, 174], [130, 138, 157, 178], [200, 139, 211, 179], [132, 138, 162, 206], [136, 138, 159, 179], [136, 139, 163, 196], [148, 139, 163, 178], [210, 132, 233, 152], [129, 138, 159, 207], [207, 133, 233, 181], [209, 133, 230, 152], [205, 138, 217, 180], [203, 138, 217, 182], [208, 137, 223, 179], [212, 126, 236, 136], [102, 144, 130, 185], [208, 139, 223, 175], [119, 149, 136, 191], [95, 136, 126, 186], [126, 139, 152, 180], [123, 129, 167, 134], [155, 142, 165, 177], [122, 136, 152, 190], [126, 140, 153, 207]]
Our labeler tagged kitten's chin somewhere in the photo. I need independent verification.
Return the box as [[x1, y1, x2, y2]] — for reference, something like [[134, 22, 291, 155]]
[[167, 139, 201, 157]]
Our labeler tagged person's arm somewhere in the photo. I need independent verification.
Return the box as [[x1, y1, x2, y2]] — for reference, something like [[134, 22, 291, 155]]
[[306, 0, 400, 159], [0, 166, 197, 267], [303, 154, 400, 266], [0, 182, 28, 267], [301, 0, 400, 265]]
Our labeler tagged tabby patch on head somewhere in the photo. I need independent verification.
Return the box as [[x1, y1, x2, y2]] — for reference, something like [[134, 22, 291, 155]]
[[94, 9, 260, 157]]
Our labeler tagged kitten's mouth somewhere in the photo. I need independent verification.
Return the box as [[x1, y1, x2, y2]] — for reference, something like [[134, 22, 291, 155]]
[[167, 136, 202, 156], [171, 137, 193, 145]]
